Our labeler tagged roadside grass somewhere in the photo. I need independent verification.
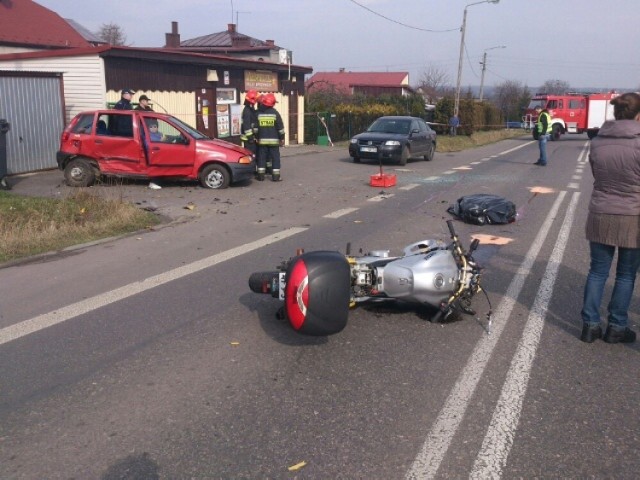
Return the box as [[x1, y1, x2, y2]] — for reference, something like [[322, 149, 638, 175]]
[[1, 129, 526, 264], [436, 128, 528, 153], [0, 190, 160, 264]]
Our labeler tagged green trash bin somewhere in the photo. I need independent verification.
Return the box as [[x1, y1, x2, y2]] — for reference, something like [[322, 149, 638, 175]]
[[317, 112, 331, 146]]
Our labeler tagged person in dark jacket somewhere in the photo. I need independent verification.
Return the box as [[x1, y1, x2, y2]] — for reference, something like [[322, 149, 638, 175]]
[[580, 92, 640, 344], [240, 90, 258, 156], [135, 94, 153, 111], [114, 88, 134, 110], [112, 88, 134, 138], [254, 93, 285, 182]]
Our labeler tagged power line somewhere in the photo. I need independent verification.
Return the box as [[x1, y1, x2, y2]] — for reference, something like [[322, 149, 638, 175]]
[[464, 43, 479, 79], [346, 0, 458, 33]]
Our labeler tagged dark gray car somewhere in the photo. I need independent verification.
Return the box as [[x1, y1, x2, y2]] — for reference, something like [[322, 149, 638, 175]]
[[348, 116, 436, 165]]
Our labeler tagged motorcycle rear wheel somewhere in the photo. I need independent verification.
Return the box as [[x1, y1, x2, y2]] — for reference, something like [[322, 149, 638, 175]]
[[248, 271, 279, 295]]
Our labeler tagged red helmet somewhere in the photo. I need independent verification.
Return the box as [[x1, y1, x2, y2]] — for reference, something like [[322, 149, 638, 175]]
[[245, 90, 258, 104], [262, 93, 277, 107]]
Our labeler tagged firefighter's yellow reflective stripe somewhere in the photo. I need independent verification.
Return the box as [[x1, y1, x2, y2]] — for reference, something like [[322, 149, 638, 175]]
[[258, 139, 280, 145], [258, 114, 277, 127]]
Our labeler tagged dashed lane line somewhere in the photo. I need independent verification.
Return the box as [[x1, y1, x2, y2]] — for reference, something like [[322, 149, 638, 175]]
[[323, 208, 359, 218], [0, 227, 308, 346], [368, 193, 395, 202]]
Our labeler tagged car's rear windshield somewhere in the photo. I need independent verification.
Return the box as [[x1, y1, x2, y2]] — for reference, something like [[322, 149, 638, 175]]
[[368, 119, 411, 134]]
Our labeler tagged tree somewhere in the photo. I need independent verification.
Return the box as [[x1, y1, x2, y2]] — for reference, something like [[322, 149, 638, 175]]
[[417, 65, 453, 104], [97, 23, 128, 46], [494, 80, 531, 123], [538, 79, 571, 95]]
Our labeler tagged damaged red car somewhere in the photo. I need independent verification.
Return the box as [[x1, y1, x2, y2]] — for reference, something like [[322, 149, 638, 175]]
[[57, 110, 255, 189]]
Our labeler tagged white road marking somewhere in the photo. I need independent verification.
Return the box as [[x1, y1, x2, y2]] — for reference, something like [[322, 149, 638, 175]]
[[495, 141, 535, 156], [577, 141, 590, 163], [368, 193, 395, 202], [572, 175, 581, 180], [423, 176, 440, 181], [323, 208, 359, 218], [405, 191, 567, 480], [567, 182, 580, 189], [443, 170, 456, 175], [399, 184, 419, 191], [0, 227, 308, 346], [470, 192, 580, 479]]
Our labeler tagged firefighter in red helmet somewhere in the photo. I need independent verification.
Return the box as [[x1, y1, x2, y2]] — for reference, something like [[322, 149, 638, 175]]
[[240, 90, 259, 156], [254, 93, 285, 181]]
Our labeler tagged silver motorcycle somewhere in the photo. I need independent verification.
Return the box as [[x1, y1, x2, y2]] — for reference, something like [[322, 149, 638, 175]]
[[249, 220, 490, 336]]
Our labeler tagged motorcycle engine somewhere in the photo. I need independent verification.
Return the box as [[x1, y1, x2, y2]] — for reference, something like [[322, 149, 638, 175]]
[[380, 250, 459, 305]]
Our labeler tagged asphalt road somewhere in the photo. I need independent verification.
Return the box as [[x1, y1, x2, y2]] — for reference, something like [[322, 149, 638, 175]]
[[1, 136, 639, 479]]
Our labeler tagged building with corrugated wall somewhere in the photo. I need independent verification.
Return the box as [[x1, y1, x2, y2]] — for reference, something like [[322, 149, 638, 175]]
[[0, 46, 312, 174]]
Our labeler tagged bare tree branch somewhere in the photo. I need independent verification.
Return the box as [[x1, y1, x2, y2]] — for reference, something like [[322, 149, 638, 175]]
[[417, 65, 453, 104], [97, 23, 128, 46], [538, 79, 571, 95]]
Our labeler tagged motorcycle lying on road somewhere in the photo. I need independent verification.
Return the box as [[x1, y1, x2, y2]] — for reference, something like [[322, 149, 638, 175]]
[[249, 220, 491, 336]]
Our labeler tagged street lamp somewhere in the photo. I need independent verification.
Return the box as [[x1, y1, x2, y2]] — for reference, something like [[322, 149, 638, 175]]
[[453, 0, 500, 118], [479, 45, 506, 102]]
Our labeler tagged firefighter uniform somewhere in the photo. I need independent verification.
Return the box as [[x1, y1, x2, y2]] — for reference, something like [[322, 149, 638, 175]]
[[255, 93, 285, 182], [240, 90, 258, 156]]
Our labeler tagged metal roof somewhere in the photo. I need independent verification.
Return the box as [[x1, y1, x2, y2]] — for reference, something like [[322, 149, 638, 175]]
[[64, 18, 107, 46], [180, 25, 281, 52]]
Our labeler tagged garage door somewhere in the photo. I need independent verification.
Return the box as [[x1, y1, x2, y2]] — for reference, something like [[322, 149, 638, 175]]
[[0, 73, 64, 174]]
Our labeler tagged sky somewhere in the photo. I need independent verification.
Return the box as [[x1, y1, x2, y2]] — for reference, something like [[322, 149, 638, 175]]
[[36, 0, 640, 91]]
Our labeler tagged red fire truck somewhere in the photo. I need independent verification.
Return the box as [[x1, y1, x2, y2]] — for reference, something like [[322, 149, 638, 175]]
[[523, 91, 619, 140]]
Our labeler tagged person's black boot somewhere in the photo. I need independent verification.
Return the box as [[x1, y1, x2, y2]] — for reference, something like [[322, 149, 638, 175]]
[[580, 324, 602, 343], [603, 326, 636, 344], [256, 172, 265, 181]]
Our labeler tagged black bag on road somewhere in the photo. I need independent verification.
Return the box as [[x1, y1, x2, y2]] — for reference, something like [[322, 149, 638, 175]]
[[447, 194, 516, 225]]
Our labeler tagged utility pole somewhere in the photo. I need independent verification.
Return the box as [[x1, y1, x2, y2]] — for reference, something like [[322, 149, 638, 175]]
[[454, 0, 500, 117], [479, 45, 505, 102]]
